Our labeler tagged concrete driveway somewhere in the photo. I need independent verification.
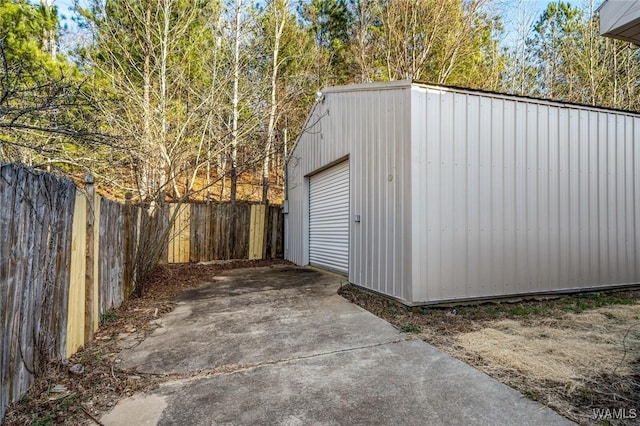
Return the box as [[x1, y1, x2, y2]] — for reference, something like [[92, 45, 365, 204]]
[[102, 265, 574, 426]]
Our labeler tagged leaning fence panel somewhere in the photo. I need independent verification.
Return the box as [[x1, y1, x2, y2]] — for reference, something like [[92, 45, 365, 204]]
[[0, 163, 75, 421]]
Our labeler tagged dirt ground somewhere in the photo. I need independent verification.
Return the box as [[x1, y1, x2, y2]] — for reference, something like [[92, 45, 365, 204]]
[[338, 285, 640, 426], [2, 259, 288, 426]]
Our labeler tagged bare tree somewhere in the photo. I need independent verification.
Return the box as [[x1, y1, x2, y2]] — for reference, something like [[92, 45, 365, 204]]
[[230, 0, 242, 202], [261, 0, 289, 203], [84, 0, 221, 201]]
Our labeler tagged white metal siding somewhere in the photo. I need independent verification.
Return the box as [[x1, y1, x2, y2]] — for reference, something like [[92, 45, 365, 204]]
[[288, 81, 640, 305], [309, 161, 349, 273], [411, 86, 640, 303], [285, 83, 413, 301], [599, 0, 640, 44]]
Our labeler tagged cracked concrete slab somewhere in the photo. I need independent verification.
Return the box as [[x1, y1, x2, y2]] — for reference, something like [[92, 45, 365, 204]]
[[101, 394, 167, 426], [119, 266, 403, 375], [122, 340, 570, 426], [103, 265, 574, 425]]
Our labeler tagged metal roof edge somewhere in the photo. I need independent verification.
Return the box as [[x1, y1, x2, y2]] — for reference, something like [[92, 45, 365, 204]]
[[322, 79, 412, 94], [288, 80, 412, 164], [413, 80, 640, 117], [595, 0, 607, 13], [288, 77, 640, 167]]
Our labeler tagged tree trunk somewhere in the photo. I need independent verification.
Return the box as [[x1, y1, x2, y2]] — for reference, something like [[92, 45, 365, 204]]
[[159, 0, 175, 198], [263, 0, 288, 204], [230, 0, 242, 203], [141, 1, 153, 201], [40, 0, 56, 57]]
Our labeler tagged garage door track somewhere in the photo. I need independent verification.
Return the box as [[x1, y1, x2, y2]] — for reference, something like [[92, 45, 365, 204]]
[[102, 265, 573, 425]]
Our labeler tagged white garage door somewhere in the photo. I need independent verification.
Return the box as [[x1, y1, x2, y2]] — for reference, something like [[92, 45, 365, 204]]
[[309, 161, 349, 274]]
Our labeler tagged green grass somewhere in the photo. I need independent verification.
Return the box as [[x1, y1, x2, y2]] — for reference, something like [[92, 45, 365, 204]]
[[400, 324, 421, 333], [415, 291, 639, 320], [497, 293, 636, 317], [32, 414, 54, 426], [508, 305, 552, 316], [99, 309, 119, 326], [558, 293, 636, 314], [339, 283, 639, 325]]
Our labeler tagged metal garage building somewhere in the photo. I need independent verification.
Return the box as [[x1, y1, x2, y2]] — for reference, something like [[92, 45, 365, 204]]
[[284, 81, 640, 305]]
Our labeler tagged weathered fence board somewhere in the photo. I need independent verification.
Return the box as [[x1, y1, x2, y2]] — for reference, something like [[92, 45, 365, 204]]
[[0, 163, 75, 421], [138, 202, 170, 266], [167, 204, 190, 263], [188, 203, 248, 261], [92, 195, 101, 333], [98, 198, 126, 314], [266, 205, 284, 259], [185, 202, 283, 263]]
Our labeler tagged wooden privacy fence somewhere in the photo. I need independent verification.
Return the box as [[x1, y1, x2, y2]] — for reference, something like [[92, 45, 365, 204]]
[[0, 163, 149, 421], [0, 164, 75, 421], [0, 163, 283, 421], [166, 202, 283, 263]]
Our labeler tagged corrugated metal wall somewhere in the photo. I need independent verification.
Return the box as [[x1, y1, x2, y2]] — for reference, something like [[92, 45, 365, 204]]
[[411, 86, 640, 302], [288, 82, 639, 304], [286, 83, 413, 301]]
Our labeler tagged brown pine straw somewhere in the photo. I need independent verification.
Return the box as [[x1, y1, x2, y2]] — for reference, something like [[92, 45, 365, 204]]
[[448, 306, 640, 425], [338, 285, 640, 426]]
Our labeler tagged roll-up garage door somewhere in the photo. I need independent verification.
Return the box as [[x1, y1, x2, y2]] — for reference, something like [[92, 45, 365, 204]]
[[309, 161, 349, 274]]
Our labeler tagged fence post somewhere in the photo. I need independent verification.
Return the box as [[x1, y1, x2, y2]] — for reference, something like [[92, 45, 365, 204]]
[[92, 195, 101, 332], [262, 202, 269, 259], [123, 192, 133, 297], [84, 174, 95, 343], [249, 203, 268, 260], [167, 204, 175, 263], [67, 190, 88, 356]]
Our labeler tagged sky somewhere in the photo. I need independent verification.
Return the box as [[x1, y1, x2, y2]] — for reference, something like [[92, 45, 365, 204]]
[[50, 0, 600, 52], [492, 0, 604, 49], [50, 0, 587, 24], [51, 0, 78, 22]]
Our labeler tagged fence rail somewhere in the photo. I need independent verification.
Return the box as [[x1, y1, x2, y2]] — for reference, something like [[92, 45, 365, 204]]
[[0, 163, 283, 421]]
